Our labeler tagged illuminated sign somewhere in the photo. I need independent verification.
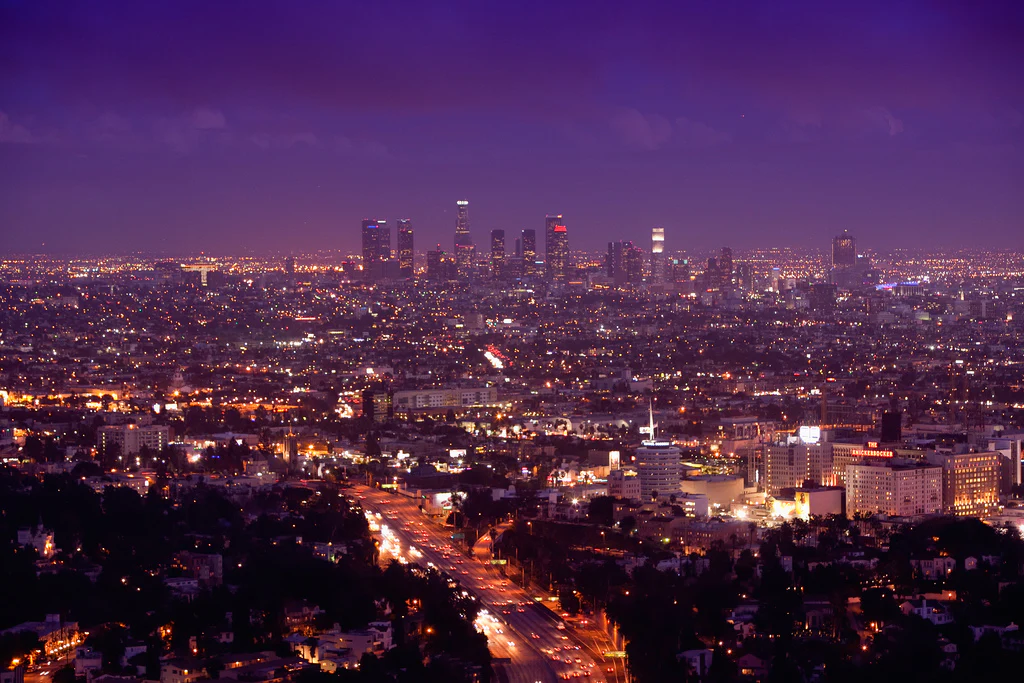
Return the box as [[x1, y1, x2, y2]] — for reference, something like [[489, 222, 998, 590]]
[[554, 225, 567, 232], [798, 426, 821, 444], [852, 449, 894, 458], [609, 451, 621, 469], [867, 441, 879, 449]]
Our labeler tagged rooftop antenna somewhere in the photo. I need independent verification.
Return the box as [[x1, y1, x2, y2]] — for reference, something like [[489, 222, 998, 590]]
[[649, 397, 655, 441]]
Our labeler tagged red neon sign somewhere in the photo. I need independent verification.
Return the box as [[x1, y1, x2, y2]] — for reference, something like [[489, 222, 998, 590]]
[[852, 449, 894, 458]]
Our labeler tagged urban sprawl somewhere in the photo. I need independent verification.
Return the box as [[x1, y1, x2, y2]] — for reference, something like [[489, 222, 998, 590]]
[[3, 206, 1024, 683]]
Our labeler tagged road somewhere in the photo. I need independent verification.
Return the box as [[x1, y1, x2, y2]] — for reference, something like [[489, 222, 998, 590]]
[[24, 655, 75, 683], [353, 484, 606, 683], [472, 531, 628, 683]]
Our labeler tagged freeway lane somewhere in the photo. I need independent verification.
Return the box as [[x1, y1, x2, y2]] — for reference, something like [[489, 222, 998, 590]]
[[354, 485, 605, 683], [472, 532, 627, 683]]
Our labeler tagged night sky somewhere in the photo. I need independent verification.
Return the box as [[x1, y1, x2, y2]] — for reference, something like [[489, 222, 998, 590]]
[[1, 0, 1022, 255]]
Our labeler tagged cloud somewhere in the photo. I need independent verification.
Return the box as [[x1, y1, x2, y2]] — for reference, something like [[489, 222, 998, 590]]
[[89, 111, 134, 143], [190, 107, 226, 129], [0, 111, 36, 143], [675, 117, 732, 147], [863, 107, 904, 136], [610, 108, 673, 150], [609, 109, 730, 150], [149, 108, 229, 152], [250, 131, 318, 149]]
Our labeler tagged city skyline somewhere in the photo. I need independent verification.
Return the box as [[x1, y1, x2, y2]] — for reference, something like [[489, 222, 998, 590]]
[[2, 1, 1022, 254], [4, 3, 1024, 682]]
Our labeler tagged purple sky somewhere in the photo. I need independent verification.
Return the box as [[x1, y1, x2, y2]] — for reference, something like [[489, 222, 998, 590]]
[[1, 0, 1022, 254]]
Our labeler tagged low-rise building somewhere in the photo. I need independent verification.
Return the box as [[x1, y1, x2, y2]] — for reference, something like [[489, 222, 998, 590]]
[[607, 468, 641, 501], [845, 458, 941, 518], [900, 598, 953, 626], [680, 474, 744, 509], [926, 451, 1000, 517], [16, 524, 55, 558], [159, 659, 207, 683], [98, 423, 170, 456]]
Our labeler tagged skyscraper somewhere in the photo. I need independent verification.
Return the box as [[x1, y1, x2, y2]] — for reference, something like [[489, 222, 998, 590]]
[[544, 214, 565, 280], [832, 231, 857, 268], [830, 231, 863, 289], [671, 258, 690, 284], [454, 200, 473, 279], [397, 219, 413, 278], [547, 221, 569, 281], [607, 240, 642, 286], [361, 219, 389, 280], [521, 229, 537, 277], [490, 230, 505, 278], [651, 227, 665, 284], [718, 246, 733, 287], [427, 244, 453, 281]]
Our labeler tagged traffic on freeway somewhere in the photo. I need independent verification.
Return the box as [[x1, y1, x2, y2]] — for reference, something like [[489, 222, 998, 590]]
[[353, 485, 607, 683]]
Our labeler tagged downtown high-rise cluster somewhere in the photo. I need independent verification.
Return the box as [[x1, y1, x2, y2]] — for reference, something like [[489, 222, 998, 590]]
[[360, 201, 577, 284]]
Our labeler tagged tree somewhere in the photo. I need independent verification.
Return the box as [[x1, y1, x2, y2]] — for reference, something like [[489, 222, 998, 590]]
[[365, 431, 381, 458], [558, 588, 581, 615], [587, 496, 615, 527], [52, 666, 75, 683], [23, 435, 44, 462]]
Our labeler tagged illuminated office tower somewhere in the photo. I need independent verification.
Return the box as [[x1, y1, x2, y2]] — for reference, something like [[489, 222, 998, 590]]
[[546, 218, 568, 281], [671, 258, 690, 284], [543, 214, 569, 280], [544, 214, 561, 260], [427, 244, 454, 281], [832, 231, 857, 268], [718, 246, 733, 287], [607, 240, 643, 286], [521, 229, 538, 277], [397, 219, 413, 277], [490, 230, 505, 278], [651, 227, 665, 283], [830, 230, 862, 288], [361, 219, 389, 280], [453, 200, 473, 279]]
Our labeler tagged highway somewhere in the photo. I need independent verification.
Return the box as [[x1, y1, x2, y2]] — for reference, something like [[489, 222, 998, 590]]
[[353, 485, 606, 683], [471, 531, 628, 683]]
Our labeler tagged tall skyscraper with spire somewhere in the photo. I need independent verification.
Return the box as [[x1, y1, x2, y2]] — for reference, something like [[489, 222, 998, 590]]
[[397, 219, 413, 277], [454, 200, 473, 280]]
